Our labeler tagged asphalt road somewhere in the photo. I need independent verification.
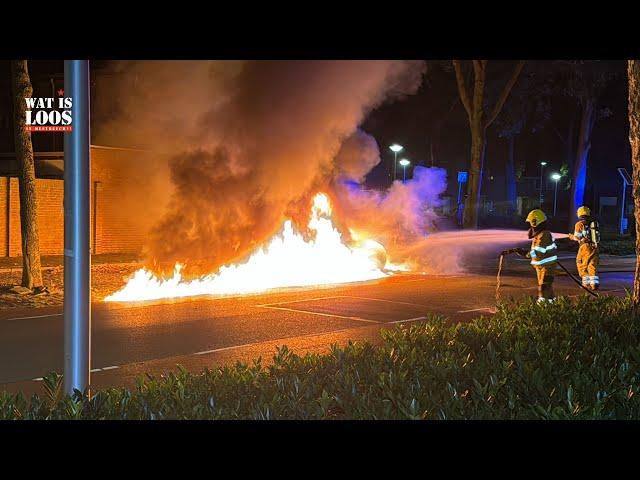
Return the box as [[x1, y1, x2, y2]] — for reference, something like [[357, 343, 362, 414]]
[[0, 254, 633, 392]]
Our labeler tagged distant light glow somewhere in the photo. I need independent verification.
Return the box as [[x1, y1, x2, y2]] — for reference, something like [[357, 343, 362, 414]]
[[540, 161, 547, 166], [551, 173, 561, 181], [389, 144, 403, 153], [399, 159, 410, 167]]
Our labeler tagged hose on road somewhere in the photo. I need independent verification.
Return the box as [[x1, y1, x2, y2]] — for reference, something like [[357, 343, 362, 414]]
[[555, 260, 598, 298], [496, 253, 598, 304]]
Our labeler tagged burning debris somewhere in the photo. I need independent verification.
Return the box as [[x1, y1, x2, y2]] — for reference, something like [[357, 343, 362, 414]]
[[105, 193, 405, 302], [96, 61, 426, 276], [98, 60, 457, 302]]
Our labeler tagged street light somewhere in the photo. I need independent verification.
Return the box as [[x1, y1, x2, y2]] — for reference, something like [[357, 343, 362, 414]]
[[539, 162, 547, 207], [389, 144, 403, 181], [399, 158, 411, 183], [64, 60, 91, 396], [551, 172, 561, 217]]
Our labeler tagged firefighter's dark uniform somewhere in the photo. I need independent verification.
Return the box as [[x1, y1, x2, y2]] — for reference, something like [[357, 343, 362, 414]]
[[528, 229, 558, 301], [571, 218, 599, 289]]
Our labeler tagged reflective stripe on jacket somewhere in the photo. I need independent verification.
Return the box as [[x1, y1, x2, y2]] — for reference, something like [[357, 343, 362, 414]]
[[529, 230, 557, 266], [573, 220, 590, 245]]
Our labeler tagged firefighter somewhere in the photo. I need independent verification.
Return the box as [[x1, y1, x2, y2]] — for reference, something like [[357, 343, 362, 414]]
[[569, 206, 600, 291], [511, 209, 558, 302]]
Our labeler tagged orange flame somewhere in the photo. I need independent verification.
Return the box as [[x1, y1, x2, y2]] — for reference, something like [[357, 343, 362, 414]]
[[105, 193, 406, 302]]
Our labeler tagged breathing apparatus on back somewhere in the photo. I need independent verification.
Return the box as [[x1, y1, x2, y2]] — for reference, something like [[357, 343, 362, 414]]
[[577, 206, 600, 248]]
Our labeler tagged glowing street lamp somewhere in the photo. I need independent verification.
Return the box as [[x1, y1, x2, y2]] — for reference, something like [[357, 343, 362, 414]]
[[399, 158, 411, 183], [539, 161, 547, 207], [551, 172, 561, 216], [389, 144, 403, 181]]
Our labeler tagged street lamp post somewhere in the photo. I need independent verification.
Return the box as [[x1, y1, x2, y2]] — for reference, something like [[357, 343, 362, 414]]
[[399, 158, 410, 183], [64, 60, 91, 396], [551, 173, 561, 217], [389, 144, 403, 181], [539, 161, 547, 207]]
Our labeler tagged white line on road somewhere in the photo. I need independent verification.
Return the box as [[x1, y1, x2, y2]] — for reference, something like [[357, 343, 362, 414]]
[[457, 307, 496, 313], [255, 295, 346, 308], [335, 295, 431, 308], [193, 315, 432, 357], [388, 316, 428, 324], [258, 295, 430, 309], [4, 313, 62, 322], [258, 305, 380, 324], [91, 365, 121, 373]]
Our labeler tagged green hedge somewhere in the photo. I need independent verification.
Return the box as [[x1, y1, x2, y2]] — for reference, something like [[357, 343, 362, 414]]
[[598, 234, 636, 256], [2, 295, 639, 419]]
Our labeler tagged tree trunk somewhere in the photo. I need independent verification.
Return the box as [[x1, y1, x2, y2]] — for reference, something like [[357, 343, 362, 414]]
[[11, 60, 43, 290], [505, 135, 517, 214], [569, 99, 595, 227], [566, 110, 576, 168], [453, 60, 523, 229], [463, 121, 485, 228], [429, 136, 435, 166], [628, 60, 640, 307]]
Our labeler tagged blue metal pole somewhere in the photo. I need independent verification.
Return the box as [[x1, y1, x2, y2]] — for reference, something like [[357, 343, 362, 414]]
[[620, 182, 627, 235], [63, 60, 91, 396]]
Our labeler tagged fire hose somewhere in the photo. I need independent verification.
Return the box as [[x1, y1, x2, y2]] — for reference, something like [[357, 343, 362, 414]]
[[496, 249, 598, 304]]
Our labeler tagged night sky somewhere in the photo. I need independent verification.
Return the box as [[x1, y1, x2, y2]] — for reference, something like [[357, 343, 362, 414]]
[[362, 60, 630, 207]]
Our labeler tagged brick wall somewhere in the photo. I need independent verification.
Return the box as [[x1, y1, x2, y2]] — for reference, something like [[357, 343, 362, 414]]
[[1, 146, 168, 257]]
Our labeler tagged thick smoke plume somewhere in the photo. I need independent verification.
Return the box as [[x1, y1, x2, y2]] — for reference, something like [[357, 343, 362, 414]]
[[96, 61, 429, 276], [332, 132, 447, 262]]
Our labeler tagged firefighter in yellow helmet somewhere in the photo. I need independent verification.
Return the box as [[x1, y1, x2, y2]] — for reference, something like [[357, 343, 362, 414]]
[[523, 209, 558, 302], [569, 206, 600, 290]]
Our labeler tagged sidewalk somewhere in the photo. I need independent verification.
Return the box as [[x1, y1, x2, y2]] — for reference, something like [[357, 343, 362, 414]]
[[0, 254, 142, 310]]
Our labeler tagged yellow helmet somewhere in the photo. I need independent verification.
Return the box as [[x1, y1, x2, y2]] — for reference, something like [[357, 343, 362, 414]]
[[577, 206, 591, 218], [526, 209, 547, 227]]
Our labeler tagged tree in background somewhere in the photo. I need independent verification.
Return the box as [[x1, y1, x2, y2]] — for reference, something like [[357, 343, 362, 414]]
[[495, 63, 567, 217], [11, 60, 43, 291], [557, 61, 616, 226], [494, 66, 547, 214], [628, 60, 640, 308], [452, 60, 524, 228]]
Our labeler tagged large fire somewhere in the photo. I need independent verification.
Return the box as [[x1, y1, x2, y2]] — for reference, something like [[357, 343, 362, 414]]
[[105, 193, 407, 302]]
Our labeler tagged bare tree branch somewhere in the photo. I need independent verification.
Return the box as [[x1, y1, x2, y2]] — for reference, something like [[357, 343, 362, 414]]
[[485, 60, 525, 128], [453, 60, 472, 120]]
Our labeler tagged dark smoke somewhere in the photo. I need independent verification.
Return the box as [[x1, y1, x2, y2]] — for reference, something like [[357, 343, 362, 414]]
[[103, 61, 427, 275], [94, 61, 445, 276]]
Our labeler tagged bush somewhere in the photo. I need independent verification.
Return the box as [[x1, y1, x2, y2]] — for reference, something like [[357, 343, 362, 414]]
[[599, 233, 636, 256], [2, 295, 639, 419]]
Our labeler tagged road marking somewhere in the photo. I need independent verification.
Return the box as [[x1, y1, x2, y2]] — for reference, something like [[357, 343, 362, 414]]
[[388, 316, 428, 324], [192, 324, 380, 357], [258, 305, 380, 324], [89, 365, 120, 373], [335, 295, 431, 309], [3, 313, 62, 322], [255, 295, 346, 308], [457, 307, 496, 313], [401, 275, 463, 282], [258, 294, 430, 309]]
